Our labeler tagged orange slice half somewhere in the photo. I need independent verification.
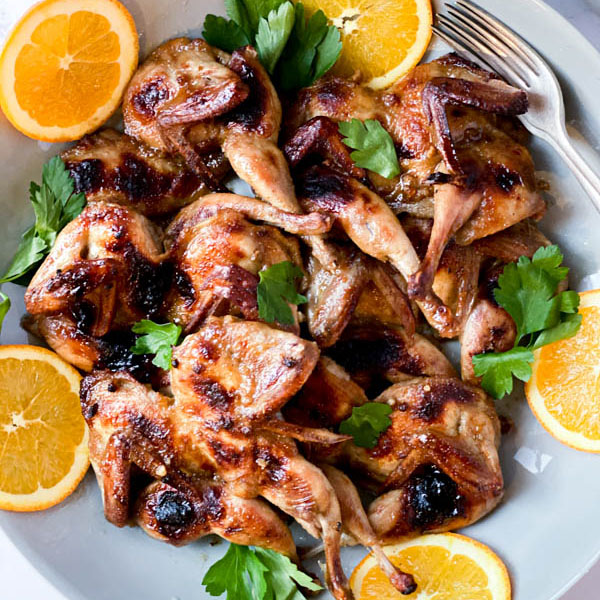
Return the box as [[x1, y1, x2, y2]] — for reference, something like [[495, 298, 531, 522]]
[[0, 0, 139, 141], [526, 289, 600, 452], [0, 345, 88, 511], [300, 0, 433, 89], [351, 533, 511, 600]]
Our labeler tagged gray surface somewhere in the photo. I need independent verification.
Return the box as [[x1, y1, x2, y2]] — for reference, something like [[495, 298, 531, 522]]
[[0, 1, 599, 599], [545, 2, 600, 599], [546, 0, 600, 51]]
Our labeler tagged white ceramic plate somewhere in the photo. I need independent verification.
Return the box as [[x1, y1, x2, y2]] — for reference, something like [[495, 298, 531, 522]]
[[1, 0, 600, 599]]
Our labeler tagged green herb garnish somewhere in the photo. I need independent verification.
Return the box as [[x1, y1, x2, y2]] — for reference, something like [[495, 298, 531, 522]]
[[130, 320, 183, 370], [257, 261, 307, 325], [202, 14, 252, 53], [0, 292, 10, 333], [339, 402, 393, 448], [472, 347, 535, 401], [255, 2, 295, 74], [473, 245, 582, 399], [338, 119, 400, 179], [276, 3, 342, 90], [203, 0, 341, 87], [203, 544, 322, 600], [0, 156, 86, 332], [0, 156, 85, 284]]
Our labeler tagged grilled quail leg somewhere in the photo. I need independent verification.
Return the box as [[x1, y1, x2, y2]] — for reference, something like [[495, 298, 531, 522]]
[[322, 465, 417, 595]]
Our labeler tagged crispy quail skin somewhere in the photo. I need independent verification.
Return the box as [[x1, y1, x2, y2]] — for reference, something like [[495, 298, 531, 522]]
[[285, 53, 545, 333], [19, 39, 563, 599], [164, 193, 331, 334], [286, 365, 503, 544], [24, 202, 169, 373], [81, 317, 356, 599], [61, 129, 211, 218]]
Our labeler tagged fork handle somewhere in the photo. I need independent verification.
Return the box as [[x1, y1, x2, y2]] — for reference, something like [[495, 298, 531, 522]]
[[541, 127, 600, 214]]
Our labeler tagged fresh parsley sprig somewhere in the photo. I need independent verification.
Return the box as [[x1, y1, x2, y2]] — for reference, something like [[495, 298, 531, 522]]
[[255, 2, 295, 74], [0, 156, 86, 332], [202, 14, 252, 53], [257, 261, 307, 326], [203, 543, 322, 600], [473, 245, 582, 399], [472, 347, 535, 401], [203, 0, 341, 89], [1, 156, 85, 284], [276, 3, 342, 91], [339, 402, 393, 448], [130, 320, 183, 370], [338, 119, 400, 179]]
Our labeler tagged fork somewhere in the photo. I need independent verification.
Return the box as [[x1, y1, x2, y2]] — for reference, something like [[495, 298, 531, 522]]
[[434, 0, 600, 213]]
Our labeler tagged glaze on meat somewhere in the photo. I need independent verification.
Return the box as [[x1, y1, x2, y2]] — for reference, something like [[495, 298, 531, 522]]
[[21, 39, 560, 600]]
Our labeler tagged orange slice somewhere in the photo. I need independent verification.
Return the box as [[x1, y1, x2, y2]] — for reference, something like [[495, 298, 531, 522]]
[[526, 289, 600, 452], [0, 345, 88, 511], [351, 533, 511, 600], [300, 0, 433, 89], [0, 0, 139, 142]]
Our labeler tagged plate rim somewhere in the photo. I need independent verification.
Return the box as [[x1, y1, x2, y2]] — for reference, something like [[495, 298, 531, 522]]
[[1, 0, 600, 599]]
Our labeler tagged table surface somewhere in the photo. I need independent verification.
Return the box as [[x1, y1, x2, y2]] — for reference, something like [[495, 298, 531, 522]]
[[1, 0, 599, 598]]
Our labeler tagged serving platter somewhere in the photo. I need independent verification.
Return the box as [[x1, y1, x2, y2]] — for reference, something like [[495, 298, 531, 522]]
[[1, 0, 600, 598]]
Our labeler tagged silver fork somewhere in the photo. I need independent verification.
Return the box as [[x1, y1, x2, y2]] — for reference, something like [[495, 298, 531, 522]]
[[434, 0, 600, 213]]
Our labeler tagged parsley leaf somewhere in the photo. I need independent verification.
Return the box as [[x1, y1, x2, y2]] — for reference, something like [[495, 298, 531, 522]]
[[224, 0, 254, 38], [203, 544, 321, 600], [203, 544, 267, 600], [255, 2, 295, 74], [312, 23, 342, 81], [558, 289, 580, 314], [1, 227, 48, 283], [339, 402, 393, 448], [254, 547, 322, 600], [495, 260, 555, 342], [493, 246, 578, 345], [31, 182, 62, 247], [203, 15, 251, 53], [43, 155, 76, 203], [472, 347, 534, 399], [532, 313, 582, 350], [530, 245, 569, 285], [244, 0, 288, 33], [257, 261, 306, 326], [60, 187, 86, 228], [203, 0, 289, 58], [0, 157, 85, 284], [473, 245, 582, 399], [338, 119, 400, 179], [203, 1, 341, 90], [130, 320, 183, 370], [277, 3, 342, 91], [0, 292, 10, 333]]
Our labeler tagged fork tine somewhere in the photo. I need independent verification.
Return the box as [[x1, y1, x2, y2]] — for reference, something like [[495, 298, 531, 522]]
[[436, 17, 519, 85], [432, 25, 496, 70], [447, 5, 532, 85], [455, 0, 543, 74], [437, 15, 529, 88]]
